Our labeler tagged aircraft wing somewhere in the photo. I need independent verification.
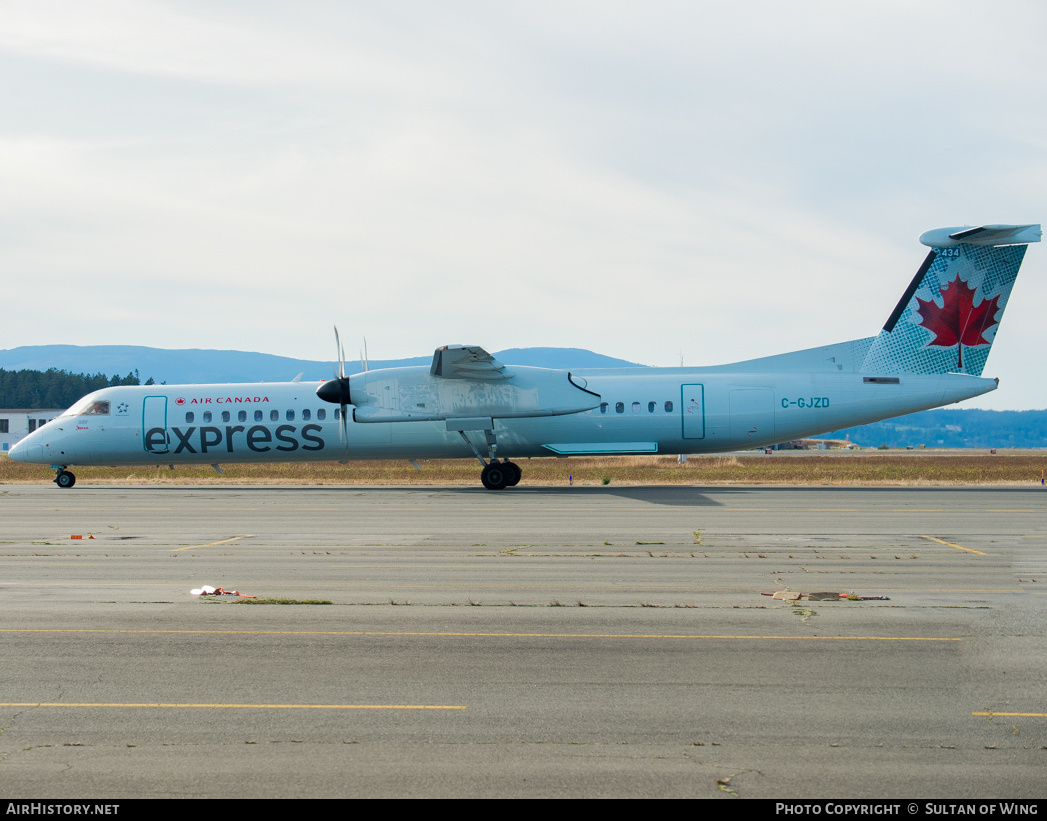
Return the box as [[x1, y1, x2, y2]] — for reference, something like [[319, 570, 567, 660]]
[[348, 344, 596, 422], [429, 345, 514, 380]]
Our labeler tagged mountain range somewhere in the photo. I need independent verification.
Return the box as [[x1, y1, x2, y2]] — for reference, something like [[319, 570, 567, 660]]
[[0, 344, 641, 386]]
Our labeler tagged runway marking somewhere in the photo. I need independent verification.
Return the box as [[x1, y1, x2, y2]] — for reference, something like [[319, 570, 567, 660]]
[[0, 702, 465, 711], [39, 507, 173, 511], [972, 711, 1047, 718], [0, 629, 960, 641], [544, 508, 687, 512], [173, 535, 255, 552], [920, 536, 988, 555]]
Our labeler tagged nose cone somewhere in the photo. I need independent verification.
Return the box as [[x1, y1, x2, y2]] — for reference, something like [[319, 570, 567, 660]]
[[8, 429, 49, 464], [8, 437, 29, 462]]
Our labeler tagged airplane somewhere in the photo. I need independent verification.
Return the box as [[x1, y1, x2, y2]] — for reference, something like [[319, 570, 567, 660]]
[[8, 223, 1040, 490]]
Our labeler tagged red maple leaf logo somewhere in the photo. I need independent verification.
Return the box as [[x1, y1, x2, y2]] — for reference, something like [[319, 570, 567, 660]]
[[915, 276, 1000, 369]]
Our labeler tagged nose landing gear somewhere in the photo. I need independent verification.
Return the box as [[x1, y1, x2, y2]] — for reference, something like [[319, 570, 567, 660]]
[[53, 468, 76, 489]]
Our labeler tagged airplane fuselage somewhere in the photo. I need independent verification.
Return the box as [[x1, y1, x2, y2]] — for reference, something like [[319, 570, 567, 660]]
[[10, 367, 996, 468]]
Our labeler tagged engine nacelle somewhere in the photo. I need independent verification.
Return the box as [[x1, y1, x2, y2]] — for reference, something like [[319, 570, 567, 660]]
[[349, 366, 600, 423]]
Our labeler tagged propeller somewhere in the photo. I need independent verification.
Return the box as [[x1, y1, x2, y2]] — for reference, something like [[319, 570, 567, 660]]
[[316, 326, 352, 450]]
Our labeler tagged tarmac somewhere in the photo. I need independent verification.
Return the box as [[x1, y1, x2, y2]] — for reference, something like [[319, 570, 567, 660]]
[[1, 483, 1045, 798]]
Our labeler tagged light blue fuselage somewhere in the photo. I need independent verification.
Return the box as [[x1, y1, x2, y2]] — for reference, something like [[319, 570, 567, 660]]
[[9, 367, 996, 468]]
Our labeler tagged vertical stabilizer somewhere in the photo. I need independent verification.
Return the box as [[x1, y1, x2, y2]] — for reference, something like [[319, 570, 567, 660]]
[[861, 224, 1040, 375]]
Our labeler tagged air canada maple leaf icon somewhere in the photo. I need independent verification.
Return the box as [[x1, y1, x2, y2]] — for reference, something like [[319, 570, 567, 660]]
[[915, 275, 1000, 369]]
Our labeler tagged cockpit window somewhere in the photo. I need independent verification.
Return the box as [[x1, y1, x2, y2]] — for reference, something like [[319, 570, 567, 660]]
[[62, 398, 110, 417]]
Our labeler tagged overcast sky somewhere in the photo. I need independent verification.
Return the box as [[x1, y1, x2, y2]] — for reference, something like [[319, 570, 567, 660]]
[[2, 1, 1044, 408]]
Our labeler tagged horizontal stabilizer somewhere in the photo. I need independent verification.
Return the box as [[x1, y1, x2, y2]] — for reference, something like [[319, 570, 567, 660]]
[[920, 224, 1041, 248]]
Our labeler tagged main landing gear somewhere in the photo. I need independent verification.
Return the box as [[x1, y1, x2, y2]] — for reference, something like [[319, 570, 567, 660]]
[[53, 468, 76, 489], [453, 423, 523, 490], [481, 460, 522, 490]]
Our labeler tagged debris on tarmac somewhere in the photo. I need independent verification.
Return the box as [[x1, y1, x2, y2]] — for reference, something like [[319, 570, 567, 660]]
[[190, 585, 256, 599], [762, 591, 890, 601]]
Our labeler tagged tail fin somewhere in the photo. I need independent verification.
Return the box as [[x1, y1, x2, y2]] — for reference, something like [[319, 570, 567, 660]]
[[861, 224, 1040, 375]]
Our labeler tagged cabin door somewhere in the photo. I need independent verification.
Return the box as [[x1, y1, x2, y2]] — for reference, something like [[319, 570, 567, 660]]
[[142, 396, 170, 454], [729, 389, 774, 443], [680, 384, 705, 439]]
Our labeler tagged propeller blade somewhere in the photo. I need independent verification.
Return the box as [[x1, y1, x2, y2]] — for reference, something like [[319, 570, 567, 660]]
[[334, 326, 346, 380], [319, 326, 352, 456], [340, 403, 349, 454]]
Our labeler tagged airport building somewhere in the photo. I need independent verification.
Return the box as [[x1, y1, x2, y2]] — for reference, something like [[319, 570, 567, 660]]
[[0, 410, 64, 453]]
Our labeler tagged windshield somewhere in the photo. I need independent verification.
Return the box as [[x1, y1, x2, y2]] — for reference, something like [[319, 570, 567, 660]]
[[60, 398, 111, 417]]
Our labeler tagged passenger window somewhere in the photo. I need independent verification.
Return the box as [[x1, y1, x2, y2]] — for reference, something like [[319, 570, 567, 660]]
[[664, 401, 673, 413], [286, 409, 294, 421], [615, 402, 624, 414], [238, 410, 247, 423], [270, 410, 279, 422], [317, 408, 326, 421], [302, 409, 311, 421], [335, 408, 341, 420], [632, 402, 640, 414], [600, 403, 608, 414], [185, 412, 195, 423], [648, 402, 656, 413], [202, 411, 212, 423], [254, 410, 263, 422], [221, 411, 230, 423]]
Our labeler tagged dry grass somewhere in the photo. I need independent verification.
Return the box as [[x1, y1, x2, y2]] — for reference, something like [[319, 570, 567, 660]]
[[1, 451, 1045, 486]]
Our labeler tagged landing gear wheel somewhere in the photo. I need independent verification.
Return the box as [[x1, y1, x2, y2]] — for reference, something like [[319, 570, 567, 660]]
[[503, 461, 521, 486], [55, 470, 76, 489], [480, 462, 509, 490]]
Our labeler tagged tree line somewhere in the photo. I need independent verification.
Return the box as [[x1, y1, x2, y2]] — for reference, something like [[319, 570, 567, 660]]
[[0, 368, 155, 409], [822, 408, 1047, 449]]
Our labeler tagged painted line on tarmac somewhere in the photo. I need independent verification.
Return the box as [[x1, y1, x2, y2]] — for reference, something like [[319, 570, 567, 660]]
[[0, 628, 960, 641], [920, 536, 988, 555], [173, 535, 255, 552], [0, 702, 465, 711], [972, 711, 1047, 718]]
